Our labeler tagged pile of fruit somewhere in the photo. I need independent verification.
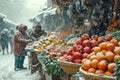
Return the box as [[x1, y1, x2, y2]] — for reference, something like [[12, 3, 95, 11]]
[[81, 35, 120, 76], [59, 33, 110, 64], [35, 35, 70, 51]]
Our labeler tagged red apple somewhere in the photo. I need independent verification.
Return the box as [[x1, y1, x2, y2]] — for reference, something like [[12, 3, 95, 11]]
[[90, 40, 98, 48], [66, 55, 73, 62], [82, 40, 91, 47], [73, 59, 81, 64], [60, 50, 65, 55], [83, 46, 91, 54], [81, 33, 90, 41], [46, 51, 50, 55], [73, 44, 77, 50], [73, 52, 82, 59], [91, 35, 99, 41], [59, 55, 67, 61], [69, 50, 74, 56], [64, 50, 70, 55], [82, 53, 89, 59], [76, 38, 82, 45], [68, 47, 74, 53], [97, 37, 104, 43], [57, 53, 62, 57], [73, 45, 83, 52], [105, 34, 112, 41], [50, 53, 57, 58]]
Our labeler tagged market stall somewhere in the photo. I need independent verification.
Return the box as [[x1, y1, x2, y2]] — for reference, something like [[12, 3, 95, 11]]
[[26, 0, 120, 80], [25, 30, 120, 80]]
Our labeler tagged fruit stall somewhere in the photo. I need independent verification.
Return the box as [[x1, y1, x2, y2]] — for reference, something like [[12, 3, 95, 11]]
[[25, 28, 120, 80], [25, 0, 120, 80]]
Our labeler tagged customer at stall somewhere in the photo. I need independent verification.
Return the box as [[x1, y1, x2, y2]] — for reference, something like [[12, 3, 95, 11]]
[[0, 29, 9, 55], [30, 23, 47, 41], [14, 24, 32, 71]]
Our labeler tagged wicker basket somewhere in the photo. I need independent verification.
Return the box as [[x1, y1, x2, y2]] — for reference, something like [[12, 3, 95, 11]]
[[79, 67, 118, 80], [59, 61, 81, 75]]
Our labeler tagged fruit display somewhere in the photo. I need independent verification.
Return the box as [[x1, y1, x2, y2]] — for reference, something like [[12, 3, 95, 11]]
[[34, 33, 71, 52], [81, 37, 120, 77], [28, 30, 120, 78], [59, 34, 107, 64]]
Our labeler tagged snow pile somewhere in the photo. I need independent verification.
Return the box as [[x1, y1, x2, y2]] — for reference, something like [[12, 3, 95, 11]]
[[0, 53, 40, 80]]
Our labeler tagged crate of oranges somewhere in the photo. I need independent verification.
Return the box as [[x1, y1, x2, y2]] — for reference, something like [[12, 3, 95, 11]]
[[79, 40, 120, 80]]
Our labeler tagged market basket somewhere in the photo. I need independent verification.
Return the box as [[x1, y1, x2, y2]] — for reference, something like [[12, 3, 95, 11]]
[[79, 67, 118, 80], [59, 61, 81, 75]]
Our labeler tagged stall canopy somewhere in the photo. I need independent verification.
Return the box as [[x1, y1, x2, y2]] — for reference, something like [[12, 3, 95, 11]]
[[45, 8, 57, 15], [29, 7, 57, 22]]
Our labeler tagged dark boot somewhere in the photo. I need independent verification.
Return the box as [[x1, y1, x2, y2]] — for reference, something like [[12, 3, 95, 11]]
[[7, 49, 9, 54], [14, 56, 21, 71], [3, 51, 4, 55], [20, 56, 27, 69]]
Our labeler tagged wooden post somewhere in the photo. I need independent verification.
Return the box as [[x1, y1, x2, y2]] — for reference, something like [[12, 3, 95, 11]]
[[28, 52, 40, 74]]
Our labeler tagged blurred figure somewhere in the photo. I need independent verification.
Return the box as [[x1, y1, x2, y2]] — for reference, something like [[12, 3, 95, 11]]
[[30, 23, 47, 41], [9, 28, 15, 54], [14, 24, 32, 71], [0, 29, 9, 55], [88, 19, 99, 37]]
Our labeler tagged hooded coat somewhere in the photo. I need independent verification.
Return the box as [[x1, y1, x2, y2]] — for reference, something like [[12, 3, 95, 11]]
[[14, 25, 28, 56]]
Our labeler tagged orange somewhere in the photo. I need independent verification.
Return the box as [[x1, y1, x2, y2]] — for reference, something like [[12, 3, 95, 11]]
[[114, 55, 120, 62], [96, 52, 104, 56], [91, 59, 99, 69], [110, 39, 118, 46], [108, 63, 116, 73], [99, 42, 108, 50], [101, 50, 107, 55], [95, 70, 105, 74], [96, 53, 106, 61], [98, 60, 108, 71], [105, 51, 114, 62], [87, 52, 95, 59], [118, 42, 120, 46], [88, 68, 96, 73], [105, 71, 112, 76], [82, 60, 91, 71], [94, 47, 101, 53], [102, 60, 109, 65], [106, 43, 115, 52], [81, 58, 87, 64], [114, 47, 120, 55], [90, 55, 97, 61]]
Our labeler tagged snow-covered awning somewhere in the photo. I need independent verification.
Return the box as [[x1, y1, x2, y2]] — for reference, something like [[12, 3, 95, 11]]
[[38, 7, 53, 16], [44, 8, 57, 15], [29, 7, 57, 22], [0, 13, 6, 19], [3, 19, 17, 26]]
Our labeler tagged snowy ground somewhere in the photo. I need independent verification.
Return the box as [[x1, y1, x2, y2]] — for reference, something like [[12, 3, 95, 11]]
[[0, 51, 40, 80]]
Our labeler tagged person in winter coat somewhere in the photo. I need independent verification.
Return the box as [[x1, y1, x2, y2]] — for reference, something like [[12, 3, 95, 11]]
[[14, 24, 32, 71], [29, 23, 47, 41], [0, 29, 9, 55], [9, 28, 15, 54]]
